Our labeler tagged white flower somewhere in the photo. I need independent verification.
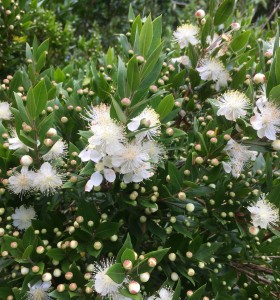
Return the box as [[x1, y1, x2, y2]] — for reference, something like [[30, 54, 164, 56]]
[[123, 162, 153, 184], [85, 159, 116, 191], [171, 56, 191, 67], [222, 139, 257, 177], [27, 281, 51, 300], [8, 167, 36, 195], [173, 24, 199, 48], [83, 104, 125, 159], [8, 129, 30, 151], [0, 102, 12, 121], [127, 107, 161, 140], [197, 58, 230, 90], [214, 90, 250, 121], [250, 100, 280, 140], [11, 205, 36, 230], [33, 162, 63, 195], [248, 195, 279, 229], [142, 140, 165, 164], [42, 139, 67, 161], [85, 103, 112, 126], [152, 287, 174, 300], [112, 141, 150, 175], [78, 144, 103, 163], [93, 259, 123, 298], [112, 294, 131, 300]]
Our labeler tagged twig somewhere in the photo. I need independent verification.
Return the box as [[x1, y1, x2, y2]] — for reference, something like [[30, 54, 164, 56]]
[[261, 2, 280, 29]]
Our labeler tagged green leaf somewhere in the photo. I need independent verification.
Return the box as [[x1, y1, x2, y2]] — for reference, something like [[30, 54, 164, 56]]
[[230, 31, 251, 52], [149, 15, 162, 54], [111, 97, 127, 123], [38, 113, 54, 140], [46, 248, 65, 261], [22, 245, 34, 259], [54, 67, 66, 83], [201, 16, 213, 48], [95, 222, 120, 239], [157, 94, 174, 120], [194, 242, 223, 262], [139, 15, 153, 57], [36, 39, 49, 59], [128, 3, 135, 21], [117, 57, 127, 99], [127, 56, 140, 93], [23, 227, 35, 249], [188, 284, 206, 299], [269, 84, 280, 103], [121, 248, 135, 264], [214, 0, 235, 26], [131, 15, 142, 47], [231, 64, 247, 89], [36, 52, 46, 73], [119, 288, 142, 300], [168, 162, 182, 191], [141, 42, 164, 79], [106, 263, 126, 284], [33, 79, 48, 117], [116, 234, 133, 263]]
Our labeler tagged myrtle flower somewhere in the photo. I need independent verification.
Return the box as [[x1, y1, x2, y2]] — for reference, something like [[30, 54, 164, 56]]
[[11, 205, 36, 230], [42, 139, 67, 161], [127, 107, 161, 140], [8, 129, 30, 151], [0, 101, 12, 121], [196, 58, 230, 90], [148, 287, 174, 300], [123, 162, 153, 184], [86, 103, 112, 126], [248, 194, 279, 229], [142, 140, 165, 164], [171, 55, 191, 67], [214, 91, 250, 121], [222, 139, 257, 177], [27, 281, 51, 300], [88, 120, 125, 157], [85, 158, 116, 191], [8, 166, 36, 195], [79, 144, 102, 163], [112, 141, 150, 175], [250, 99, 280, 140], [173, 24, 199, 48], [93, 258, 123, 298], [33, 162, 63, 195]]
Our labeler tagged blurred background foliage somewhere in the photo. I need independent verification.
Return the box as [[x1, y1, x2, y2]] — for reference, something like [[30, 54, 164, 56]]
[[0, 0, 278, 79]]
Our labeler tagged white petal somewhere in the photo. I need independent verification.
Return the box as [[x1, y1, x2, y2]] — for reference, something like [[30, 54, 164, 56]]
[[104, 169, 116, 183], [127, 120, 140, 131]]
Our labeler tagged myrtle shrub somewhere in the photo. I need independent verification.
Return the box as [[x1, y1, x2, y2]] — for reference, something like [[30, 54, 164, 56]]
[[0, 1, 280, 300]]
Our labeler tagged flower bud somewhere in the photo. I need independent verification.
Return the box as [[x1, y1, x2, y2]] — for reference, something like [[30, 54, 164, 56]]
[[121, 97, 131, 106], [10, 242, 18, 249], [70, 240, 78, 249], [42, 272, 52, 282], [195, 157, 203, 164], [32, 266, 40, 273], [149, 85, 158, 93], [171, 272, 179, 281], [53, 268, 62, 277], [128, 281, 140, 294], [123, 259, 133, 270], [231, 22, 241, 31], [186, 251, 193, 258], [44, 139, 53, 147], [21, 266, 29, 275], [20, 155, 33, 166], [253, 73, 265, 84], [178, 192, 186, 200], [168, 253, 176, 261], [186, 203, 195, 212], [166, 128, 174, 136], [272, 140, 280, 151], [187, 268, 195, 276], [140, 272, 150, 282], [195, 9, 205, 19], [147, 257, 157, 267], [36, 246, 45, 254], [57, 284, 65, 292], [65, 272, 73, 280], [47, 128, 57, 137], [93, 241, 102, 250], [69, 283, 77, 291]]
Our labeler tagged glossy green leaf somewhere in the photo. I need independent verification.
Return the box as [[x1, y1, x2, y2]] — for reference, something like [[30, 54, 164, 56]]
[[139, 15, 153, 57], [106, 263, 126, 284], [214, 0, 235, 26], [157, 94, 174, 120]]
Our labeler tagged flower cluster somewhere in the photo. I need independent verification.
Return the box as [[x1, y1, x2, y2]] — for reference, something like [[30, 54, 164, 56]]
[[8, 162, 63, 196], [79, 104, 164, 190]]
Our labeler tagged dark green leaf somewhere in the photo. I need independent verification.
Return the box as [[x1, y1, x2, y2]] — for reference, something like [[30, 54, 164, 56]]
[[214, 0, 235, 26], [106, 263, 126, 284]]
